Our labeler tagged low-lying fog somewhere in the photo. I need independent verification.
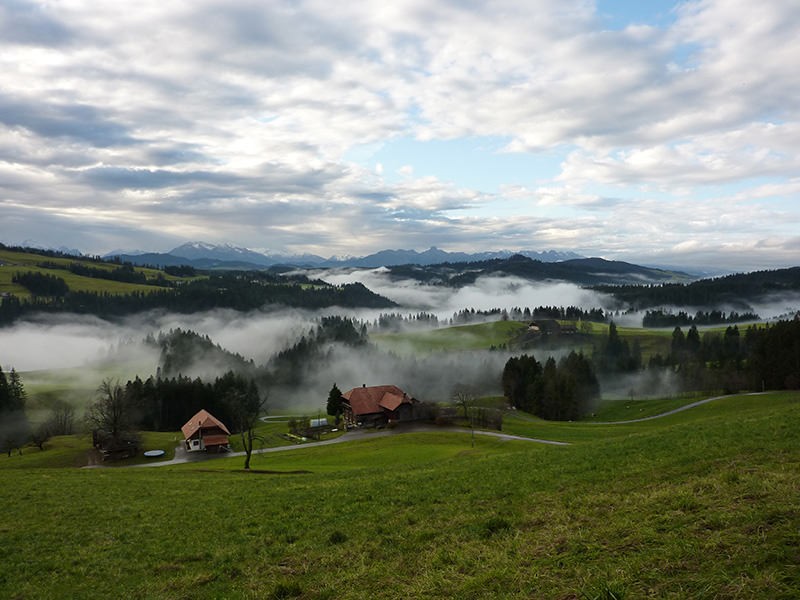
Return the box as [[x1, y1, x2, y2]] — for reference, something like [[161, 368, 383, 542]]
[[314, 269, 613, 317], [1, 274, 614, 374], [2, 270, 797, 411]]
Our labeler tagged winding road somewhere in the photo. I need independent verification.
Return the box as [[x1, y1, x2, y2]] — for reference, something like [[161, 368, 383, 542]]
[[134, 424, 568, 467], [133, 393, 754, 468], [587, 392, 765, 425]]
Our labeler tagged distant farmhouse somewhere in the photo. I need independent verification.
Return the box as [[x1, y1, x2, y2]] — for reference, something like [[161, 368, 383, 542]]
[[528, 319, 578, 336], [342, 384, 420, 427], [182, 409, 231, 452]]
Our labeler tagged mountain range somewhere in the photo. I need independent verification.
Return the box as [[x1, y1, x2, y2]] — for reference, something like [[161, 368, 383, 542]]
[[385, 254, 693, 286], [106, 242, 585, 270], [101, 242, 692, 285]]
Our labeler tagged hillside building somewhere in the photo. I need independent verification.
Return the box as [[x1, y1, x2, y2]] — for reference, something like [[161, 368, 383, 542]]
[[341, 384, 419, 427], [182, 409, 231, 452]]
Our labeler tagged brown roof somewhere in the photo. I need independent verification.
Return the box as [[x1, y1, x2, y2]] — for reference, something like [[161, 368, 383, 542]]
[[181, 409, 231, 440], [378, 392, 405, 411], [342, 385, 413, 416]]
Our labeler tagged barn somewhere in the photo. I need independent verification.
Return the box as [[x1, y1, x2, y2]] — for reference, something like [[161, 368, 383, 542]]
[[181, 409, 231, 452]]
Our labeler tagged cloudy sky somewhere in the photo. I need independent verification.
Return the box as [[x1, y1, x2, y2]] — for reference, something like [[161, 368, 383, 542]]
[[1, 0, 798, 270]]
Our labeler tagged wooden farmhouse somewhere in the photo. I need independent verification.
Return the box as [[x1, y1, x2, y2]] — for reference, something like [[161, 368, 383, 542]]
[[341, 384, 418, 427], [181, 409, 231, 452]]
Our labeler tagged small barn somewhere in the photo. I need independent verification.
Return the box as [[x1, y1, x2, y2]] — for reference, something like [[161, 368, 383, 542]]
[[182, 409, 231, 452], [341, 384, 418, 427]]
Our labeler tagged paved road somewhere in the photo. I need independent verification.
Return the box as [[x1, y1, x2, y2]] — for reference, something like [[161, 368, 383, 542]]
[[134, 393, 755, 468], [588, 391, 766, 425], [134, 424, 569, 468]]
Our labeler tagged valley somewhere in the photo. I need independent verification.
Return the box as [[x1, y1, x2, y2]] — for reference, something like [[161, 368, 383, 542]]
[[1, 243, 799, 599]]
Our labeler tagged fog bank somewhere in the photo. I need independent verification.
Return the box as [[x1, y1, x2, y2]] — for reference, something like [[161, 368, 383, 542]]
[[315, 269, 614, 317]]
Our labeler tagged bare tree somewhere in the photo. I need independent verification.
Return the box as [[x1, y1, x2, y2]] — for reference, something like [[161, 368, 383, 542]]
[[453, 390, 475, 448], [48, 400, 75, 436], [30, 422, 51, 451], [225, 380, 267, 470], [29, 401, 76, 451], [86, 379, 134, 444]]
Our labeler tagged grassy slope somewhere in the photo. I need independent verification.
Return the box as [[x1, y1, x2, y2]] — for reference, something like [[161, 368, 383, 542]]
[[374, 319, 675, 359], [372, 320, 528, 353], [0, 392, 797, 599], [0, 247, 190, 297], [374, 319, 758, 362]]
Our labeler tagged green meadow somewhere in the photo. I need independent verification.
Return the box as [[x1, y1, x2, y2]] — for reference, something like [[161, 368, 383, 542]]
[[374, 319, 768, 370], [372, 320, 528, 353], [0, 247, 191, 297], [374, 319, 680, 360], [0, 391, 797, 599]]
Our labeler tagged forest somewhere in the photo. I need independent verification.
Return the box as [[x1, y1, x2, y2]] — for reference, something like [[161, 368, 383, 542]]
[[0, 271, 394, 325], [594, 266, 800, 310], [501, 318, 800, 420]]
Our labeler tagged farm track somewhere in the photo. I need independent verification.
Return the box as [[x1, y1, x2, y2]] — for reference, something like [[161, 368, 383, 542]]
[[588, 391, 767, 424], [133, 424, 569, 468], [132, 392, 761, 468]]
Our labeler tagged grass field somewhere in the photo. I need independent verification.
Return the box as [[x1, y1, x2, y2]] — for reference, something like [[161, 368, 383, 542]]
[[374, 319, 678, 360], [0, 391, 797, 598], [374, 318, 763, 365], [0, 247, 193, 297], [372, 320, 528, 353]]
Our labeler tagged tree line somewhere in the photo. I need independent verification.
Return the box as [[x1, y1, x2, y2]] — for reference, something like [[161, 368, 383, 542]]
[[594, 267, 800, 311], [451, 305, 607, 325], [36, 261, 174, 287], [369, 312, 440, 332], [0, 366, 29, 455], [502, 351, 599, 421], [11, 271, 70, 297], [502, 317, 800, 420], [0, 273, 396, 325], [117, 371, 261, 433], [647, 320, 800, 393], [642, 309, 760, 328]]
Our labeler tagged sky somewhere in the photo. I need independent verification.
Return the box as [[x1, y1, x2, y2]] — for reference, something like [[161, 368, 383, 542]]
[[1, 0, 798, 271]]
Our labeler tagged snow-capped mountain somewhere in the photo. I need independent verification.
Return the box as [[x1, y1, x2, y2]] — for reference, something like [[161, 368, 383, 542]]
[[20, 240, 83, 256], [326, 247, 583, 268], [107, 241, 584, 270], [168, 242, 275, 264]]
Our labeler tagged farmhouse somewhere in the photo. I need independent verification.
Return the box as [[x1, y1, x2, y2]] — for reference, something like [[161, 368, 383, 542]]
[[342, 384, 418, 427], [181, 409, 231, 452]]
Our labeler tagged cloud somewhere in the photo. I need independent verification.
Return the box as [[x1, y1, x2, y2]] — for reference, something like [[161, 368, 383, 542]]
[[0, 0, 797, 270], [0, 0, 74, 46]]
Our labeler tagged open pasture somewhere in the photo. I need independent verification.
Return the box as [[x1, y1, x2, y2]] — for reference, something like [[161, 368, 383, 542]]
[[0, 392, 797, 599], [373, 320, 527, 353], [0, 247, 190, 297]]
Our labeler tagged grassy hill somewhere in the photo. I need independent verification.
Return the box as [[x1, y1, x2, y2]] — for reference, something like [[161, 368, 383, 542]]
[[374, 319, 681, 361], [0, 391, 797, 598], [0, 246, 193, 298], [372, 320, 529, 352]]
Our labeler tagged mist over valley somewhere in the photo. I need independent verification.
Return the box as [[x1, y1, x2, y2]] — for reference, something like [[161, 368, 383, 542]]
[[4, 247, 798, 422]]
